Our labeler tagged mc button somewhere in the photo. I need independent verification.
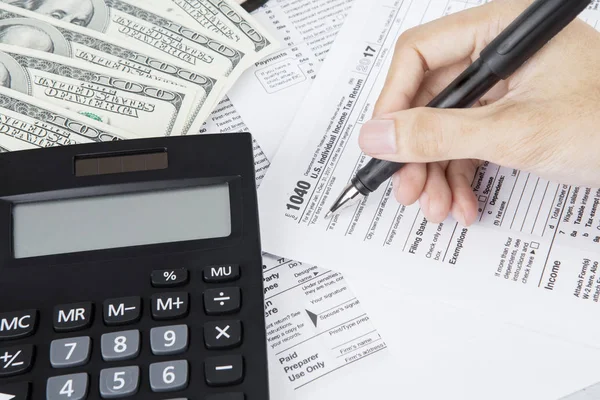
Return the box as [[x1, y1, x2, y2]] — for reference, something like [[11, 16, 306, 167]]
[[0, 310, 37, 340]]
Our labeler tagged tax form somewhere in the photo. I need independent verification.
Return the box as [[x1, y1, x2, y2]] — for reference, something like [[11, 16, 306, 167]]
[[258, 0, 600, 349], [227, 0, 356, 159]]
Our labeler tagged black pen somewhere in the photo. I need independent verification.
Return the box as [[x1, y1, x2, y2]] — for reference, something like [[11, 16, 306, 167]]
[[326, 0, 592, 219]]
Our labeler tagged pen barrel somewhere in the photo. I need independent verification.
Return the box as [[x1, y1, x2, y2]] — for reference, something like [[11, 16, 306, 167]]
[[480, 0, 592, 79], [355, 159, 404, 194]]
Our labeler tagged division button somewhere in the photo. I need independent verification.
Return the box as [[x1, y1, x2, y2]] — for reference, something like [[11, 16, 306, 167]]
[[151, 268, 188, 287], [203, 288, 241, 315], [101, 330, 140, 362], [0, 310, 37, 340], [204, 355, 244, 387], [103, 297, 141, 326], [150, 325, 188, 356], [99, 366, 140, 399], [46, 373, 88, 400], [50, 337, 91, 368], [206, 394, 245, 400], [0, 344, 34, 377], [203, 264, 240, 283], [151, 293, 189, 320], [204, 321, 242, 349], [0, 382, 29, 400], [54, 303, 93, 332], [149, 360, 188, 392]]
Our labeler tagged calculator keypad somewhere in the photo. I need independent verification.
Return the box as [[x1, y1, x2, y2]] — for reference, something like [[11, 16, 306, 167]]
[[99, 366, 140, 398], [150, 325, 188, 355], [0, 263, 258, 399], [149, 360, 188, 392], [46, 373, 88, 400], [50, 337, 91, 368], [101, 330, 140, 362]]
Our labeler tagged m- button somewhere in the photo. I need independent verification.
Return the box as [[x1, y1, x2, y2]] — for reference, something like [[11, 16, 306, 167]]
[[53, 303, 92, 332], [103, 297, 141, 326], [0, 310, 37, 340]]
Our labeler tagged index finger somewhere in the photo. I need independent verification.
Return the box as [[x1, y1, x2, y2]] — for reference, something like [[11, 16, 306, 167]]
[[373, 0, 524, 116]]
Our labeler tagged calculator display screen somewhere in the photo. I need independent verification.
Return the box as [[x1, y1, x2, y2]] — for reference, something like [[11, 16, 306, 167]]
[[12, 183, 231, 258]]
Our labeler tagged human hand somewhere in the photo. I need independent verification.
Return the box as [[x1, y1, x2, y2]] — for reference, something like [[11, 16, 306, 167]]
[[358, 0, 600, 226]]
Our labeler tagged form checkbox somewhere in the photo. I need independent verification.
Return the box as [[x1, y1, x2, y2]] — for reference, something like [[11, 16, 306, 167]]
[[531, 242, 540, 250], [478, 195, 487, 203]]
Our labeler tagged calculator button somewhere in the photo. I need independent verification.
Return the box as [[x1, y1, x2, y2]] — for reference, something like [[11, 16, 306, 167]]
[[204, 321, 242, 349], [47, 373, 88, 400], [99, 366, 139, 398], [150, 325, 188, 355], [149, 360, 188, 392], [103, 297, 141, 326], [206, 394, 244, 400], [0, 382, 29, 400], [0, 310, 37, 340], [203, 264, 240, 283], [204, 355, 244, 386], [152, 268, 188, 287], [50, 337, 91, 368], [53, 303, 93, 333], [101, 330, 140, 362], [204, 288, 241, 315], [151, 293, 189, 320], [0, 344, 34, 377]]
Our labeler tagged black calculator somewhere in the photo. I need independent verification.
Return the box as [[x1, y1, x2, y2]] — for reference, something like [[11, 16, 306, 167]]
[[0, 134, 269, 400]]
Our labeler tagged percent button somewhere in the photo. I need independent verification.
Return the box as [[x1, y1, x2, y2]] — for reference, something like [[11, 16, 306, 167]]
[[151, 268, 189, 288]]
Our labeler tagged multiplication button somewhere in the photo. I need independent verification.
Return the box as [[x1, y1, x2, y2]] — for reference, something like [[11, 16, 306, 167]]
[[204, 321, 242, 349], [204, 288, 241, 315]]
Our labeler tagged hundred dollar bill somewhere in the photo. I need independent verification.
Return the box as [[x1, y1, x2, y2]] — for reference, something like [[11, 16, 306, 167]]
[[1, 0, 253, 81], [142, 0, 279, 59], [0, 3, 225, 133], [0, 86, 139, 151], [0, 43, 197, 137]]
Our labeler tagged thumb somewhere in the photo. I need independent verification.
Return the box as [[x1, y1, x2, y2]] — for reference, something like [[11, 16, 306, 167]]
[[358, 106, 497, 163]]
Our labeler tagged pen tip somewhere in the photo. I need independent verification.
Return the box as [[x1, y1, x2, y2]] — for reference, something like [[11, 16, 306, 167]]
[[325, 211, 333, 220]]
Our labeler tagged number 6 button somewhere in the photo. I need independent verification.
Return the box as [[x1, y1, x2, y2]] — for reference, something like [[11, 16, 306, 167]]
[[149, 360, 188, 392]]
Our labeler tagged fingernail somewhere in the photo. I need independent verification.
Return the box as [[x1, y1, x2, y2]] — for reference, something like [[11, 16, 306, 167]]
[[419, 192, 429, 214], [452, 203, 467, 226], [359, 119, 397, 155]]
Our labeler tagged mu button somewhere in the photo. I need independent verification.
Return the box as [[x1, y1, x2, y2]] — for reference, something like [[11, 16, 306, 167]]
[[151, 292, 189, 320]]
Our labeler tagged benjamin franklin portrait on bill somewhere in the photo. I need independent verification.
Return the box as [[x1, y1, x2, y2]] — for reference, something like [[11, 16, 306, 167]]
[[3, 0, 109, 31], [0, 18, 71, 56]]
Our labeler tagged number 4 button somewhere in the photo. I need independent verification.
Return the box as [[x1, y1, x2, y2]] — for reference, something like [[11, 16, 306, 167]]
[[47, 373, 88, 400]]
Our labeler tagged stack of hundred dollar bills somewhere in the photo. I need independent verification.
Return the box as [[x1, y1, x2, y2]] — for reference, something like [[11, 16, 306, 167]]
[[0, 0, 279, 149]]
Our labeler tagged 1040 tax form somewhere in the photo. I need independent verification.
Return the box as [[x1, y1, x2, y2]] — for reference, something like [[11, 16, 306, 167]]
[[258, 0, 600, 349]]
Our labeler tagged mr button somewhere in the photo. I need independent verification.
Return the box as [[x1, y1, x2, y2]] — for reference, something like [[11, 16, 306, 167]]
[[54, 303, 92, 332], [0, 310, 37, 340]]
